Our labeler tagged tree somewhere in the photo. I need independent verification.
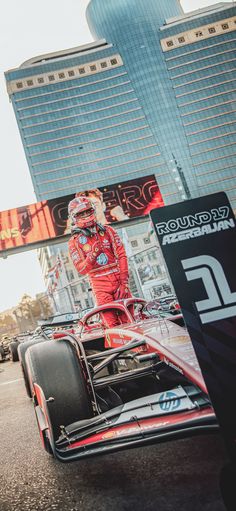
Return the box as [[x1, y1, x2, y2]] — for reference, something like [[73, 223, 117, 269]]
[[0, 313, 17, 338]]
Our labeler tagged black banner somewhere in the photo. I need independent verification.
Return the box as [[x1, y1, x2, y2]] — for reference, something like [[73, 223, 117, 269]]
[[150, 192, 236, 459]]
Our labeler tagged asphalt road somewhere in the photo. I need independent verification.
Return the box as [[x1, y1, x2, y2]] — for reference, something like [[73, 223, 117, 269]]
[[0, 360, 228, 511]]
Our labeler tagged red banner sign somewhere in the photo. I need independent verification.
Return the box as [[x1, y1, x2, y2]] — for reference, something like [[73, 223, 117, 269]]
[[0, 175, 163, 253]]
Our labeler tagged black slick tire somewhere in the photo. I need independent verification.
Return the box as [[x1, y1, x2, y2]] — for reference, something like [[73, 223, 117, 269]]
[[0, 346, 5, 362], [26, 339, 93, 441], [9, 341, 20, 362], [18, 337, 47, 397]]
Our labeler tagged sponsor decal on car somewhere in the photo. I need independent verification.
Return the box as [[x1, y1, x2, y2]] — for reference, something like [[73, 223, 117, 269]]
[[101, 421, 170, 440], [159, 391, 181, 412], [102, 431, 115, 439]]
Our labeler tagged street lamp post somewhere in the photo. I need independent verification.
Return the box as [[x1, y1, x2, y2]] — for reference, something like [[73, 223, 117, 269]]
[[171, 153, 191, 200]]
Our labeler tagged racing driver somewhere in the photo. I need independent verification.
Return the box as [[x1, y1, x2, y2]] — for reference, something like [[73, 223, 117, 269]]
[[68, 196, 132, 328]]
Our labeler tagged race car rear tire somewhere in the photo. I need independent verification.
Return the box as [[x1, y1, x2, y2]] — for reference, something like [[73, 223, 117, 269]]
[[26, 339, 94, 441], [0, 346, 5, 362], [18, 337, 47, 398], [9, 341, 20, 362]]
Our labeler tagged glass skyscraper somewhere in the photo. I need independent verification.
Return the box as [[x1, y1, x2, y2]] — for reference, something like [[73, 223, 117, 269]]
[[86, 0, 236, 210], [5, 41, 165, 202]]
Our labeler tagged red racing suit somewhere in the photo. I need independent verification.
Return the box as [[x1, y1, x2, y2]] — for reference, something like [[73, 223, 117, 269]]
[[68, 225, 131, 327]]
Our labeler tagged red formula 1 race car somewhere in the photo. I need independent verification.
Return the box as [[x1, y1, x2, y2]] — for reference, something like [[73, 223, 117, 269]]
[[25, 297, 218, 462]]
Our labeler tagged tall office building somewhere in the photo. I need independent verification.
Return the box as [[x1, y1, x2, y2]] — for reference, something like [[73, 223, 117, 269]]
[[4, 0, 236, 309], [86, 0, 236, 209], [5, 41, 166, 203], [5, 1, 236, 207]]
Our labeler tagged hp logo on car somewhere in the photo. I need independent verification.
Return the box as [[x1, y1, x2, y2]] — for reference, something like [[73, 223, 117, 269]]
[[159, 391, 180, 411]]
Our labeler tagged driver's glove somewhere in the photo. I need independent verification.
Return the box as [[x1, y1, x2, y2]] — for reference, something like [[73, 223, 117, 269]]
[[115, 281, 129, 300]]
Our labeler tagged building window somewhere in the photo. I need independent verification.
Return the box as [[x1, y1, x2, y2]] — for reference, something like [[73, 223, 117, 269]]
[[154, 264, 162, 275], [90, 64, 97, 71], [48, 75, 55, 81], [195, 31, 203, 37], [131, 240, 138, 248], [58, 72, 65, 79], [16, 82, 23, 89], [166, 40, 174, 47], [68, 70, 75, 77], [37, 77, 44, 83], [79, 67, 85, 74], [27, 80, 33, 86], [67, 270, 74, 281], [208, 27, 216, 33], [110, 58, 118, 65], [148, 250, 158, 261], [222, 23, 229, 30], [178, 37, 185, 43], [101, 61, 107, 68], [144, 237, 151, 244]]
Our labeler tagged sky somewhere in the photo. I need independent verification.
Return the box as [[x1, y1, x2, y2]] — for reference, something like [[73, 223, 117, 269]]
[[0, 0, 232, 312]]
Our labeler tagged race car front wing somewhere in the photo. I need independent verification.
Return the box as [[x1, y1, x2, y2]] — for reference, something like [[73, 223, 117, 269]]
[[37, 384, 218, 462]]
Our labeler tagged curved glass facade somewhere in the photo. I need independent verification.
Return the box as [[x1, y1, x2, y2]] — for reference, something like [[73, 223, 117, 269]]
[[5, 43, 167, 202], [86, 0, 236, 209]]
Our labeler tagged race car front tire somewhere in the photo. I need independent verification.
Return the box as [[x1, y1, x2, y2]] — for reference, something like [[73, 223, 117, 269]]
[[9, 341, 20, 362], [0, 346, 5, 362], [26, 339, 94, 442], [18, 337, 47, 398]]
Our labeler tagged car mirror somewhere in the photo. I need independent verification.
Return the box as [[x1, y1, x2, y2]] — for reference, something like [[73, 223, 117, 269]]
[[143, 300, 161, 317], [77, 320, 84, 334]]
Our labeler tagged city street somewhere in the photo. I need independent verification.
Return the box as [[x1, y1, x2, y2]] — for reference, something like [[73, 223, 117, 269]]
[[0, 360, 228, 511]]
